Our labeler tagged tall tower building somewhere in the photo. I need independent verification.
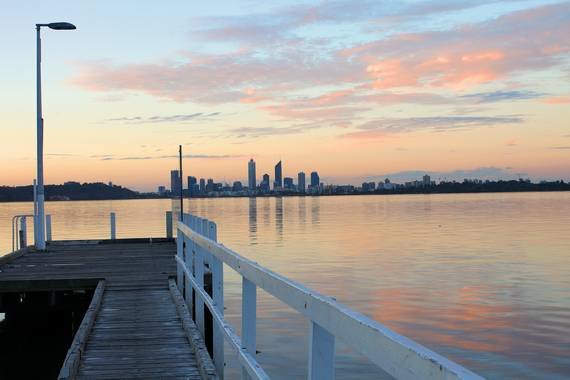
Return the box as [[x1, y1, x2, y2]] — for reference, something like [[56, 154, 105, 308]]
[[170, 170, 181, 196], [298, 172, 306, 193], [310, 171, 320, 188], [199, 178, 206, 193], [248, 159, 256, 191], [274, 160, 283, 189]]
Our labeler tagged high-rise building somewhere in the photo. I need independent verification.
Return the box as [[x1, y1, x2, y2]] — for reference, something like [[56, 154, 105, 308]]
[[260, 173, 270, 192], [187, 176, 198, 195], [423, 174, 431, 187], [298, 172, 306, 193], [310, 171, 320, 187], [157, 186, 166, 195], [233, 181, 243, 192], [170, 170, 181, 196], [187, 176, 197, 189], [274, 160, 282, 189], [284, 177, 294, 190], [199, 178, 206, 193], [248, 159, 256, 191]]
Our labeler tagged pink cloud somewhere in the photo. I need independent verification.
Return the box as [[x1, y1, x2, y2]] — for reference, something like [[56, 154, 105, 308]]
[[543, 96, 570, 104]]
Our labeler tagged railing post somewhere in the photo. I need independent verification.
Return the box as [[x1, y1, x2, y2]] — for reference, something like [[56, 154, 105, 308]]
[[184, 214, 194, 313], [308, 321, 335, 380], [19, 216, 27, 248], [177, 224, 184, 290], [166, 211, 173, 238], [46, 214, 52, 242], [209, 221, 224, 378], [195, 217, 206, 338], [110, 212, 116, 240], [242, 278, 256, 380]]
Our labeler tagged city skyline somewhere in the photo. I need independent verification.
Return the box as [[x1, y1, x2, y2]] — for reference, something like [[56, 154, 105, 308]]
[[1, 1, 569, 192]]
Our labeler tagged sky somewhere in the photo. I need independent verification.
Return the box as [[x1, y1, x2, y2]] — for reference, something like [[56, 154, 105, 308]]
[[1, 0, 569, 191]]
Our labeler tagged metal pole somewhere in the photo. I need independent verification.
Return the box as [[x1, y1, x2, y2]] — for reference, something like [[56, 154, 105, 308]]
[[179, 145, 183, 221], [36, 25, 46, 250], [33, 179, 38, 243]]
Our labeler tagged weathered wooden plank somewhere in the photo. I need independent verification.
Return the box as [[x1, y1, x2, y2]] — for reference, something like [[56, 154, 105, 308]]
[[0, 240, 211, 380], [59, 280, 106, 380]]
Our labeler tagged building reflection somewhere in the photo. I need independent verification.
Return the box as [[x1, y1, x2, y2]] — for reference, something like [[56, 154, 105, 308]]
[[298, 197, 307, 230], [248, 197, 257, 243], [310, 196, 320, 227], [275, 197, 283, 243]]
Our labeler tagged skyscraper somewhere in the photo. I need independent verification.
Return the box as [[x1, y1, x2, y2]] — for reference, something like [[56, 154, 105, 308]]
[[298, 172, 306, 193], [274, 160, 282, 189], [170, 170, 181, 196], [188, 176, 198, 195], [284, 177, 294, 190], [260, 173, 270, 192], [187, 176, 197, 189], [248, 159, 256, 191], [199, 178, 205, 193], [310, 171, 320, 188], [423, 174, 431, 187]]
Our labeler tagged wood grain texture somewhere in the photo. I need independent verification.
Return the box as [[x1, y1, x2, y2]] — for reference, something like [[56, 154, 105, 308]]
[[0, 240, 212, 380]]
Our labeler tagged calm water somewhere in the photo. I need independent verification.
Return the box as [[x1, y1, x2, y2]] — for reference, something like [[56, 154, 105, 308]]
[[1, 192, 569, 379]]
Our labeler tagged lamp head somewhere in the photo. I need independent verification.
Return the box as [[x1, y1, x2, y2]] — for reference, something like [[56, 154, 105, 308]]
[[47, 22, 76, 30]]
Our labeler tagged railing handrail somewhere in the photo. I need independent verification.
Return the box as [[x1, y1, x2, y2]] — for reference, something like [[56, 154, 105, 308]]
[[11, 214, 34, 253], [176, 216, 483, 380]]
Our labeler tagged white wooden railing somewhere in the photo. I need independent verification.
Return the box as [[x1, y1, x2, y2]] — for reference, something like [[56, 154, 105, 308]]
[[175, 212, 484, 380]]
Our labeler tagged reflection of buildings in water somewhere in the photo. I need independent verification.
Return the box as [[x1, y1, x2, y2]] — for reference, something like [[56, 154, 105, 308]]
[[298, 197, 307, 229], [248, 197, 257, 241], [262, 198, 270, 226], [310, 196, 320, 227], [275, 197, 284, 240]]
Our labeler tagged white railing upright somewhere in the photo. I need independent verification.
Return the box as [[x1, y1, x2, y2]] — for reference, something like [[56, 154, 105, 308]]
[[175, 212, 484, 380]]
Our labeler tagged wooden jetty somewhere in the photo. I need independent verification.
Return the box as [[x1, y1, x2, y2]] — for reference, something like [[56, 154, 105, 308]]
[[0, 239, 216, 380], [1, 211, 484, 379]]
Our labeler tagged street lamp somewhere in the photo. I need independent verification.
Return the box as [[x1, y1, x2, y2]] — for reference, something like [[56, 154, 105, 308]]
[[35, 22, 76, 250]]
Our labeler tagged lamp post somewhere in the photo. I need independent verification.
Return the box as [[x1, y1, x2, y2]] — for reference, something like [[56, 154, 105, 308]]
[[35, 22, 76, 250]]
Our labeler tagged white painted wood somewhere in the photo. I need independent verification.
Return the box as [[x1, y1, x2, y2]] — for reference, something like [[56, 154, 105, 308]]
[[183, 216, 194, 312], [309, 321, 335, 380], [242, 278, 256, 380], [166, 211, 173, 238], [46, 214, 52, 241], [176, 255, 269, 380], [209, 221, 225, 379], [177, 221, 483, 380], [176, 227, 184, 291], [110, 212, 116, 240], [194, 217, 206, 337]]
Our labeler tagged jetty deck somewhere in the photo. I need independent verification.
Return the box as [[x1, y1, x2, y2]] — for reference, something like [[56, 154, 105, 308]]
[[0, 239, 215, 380]]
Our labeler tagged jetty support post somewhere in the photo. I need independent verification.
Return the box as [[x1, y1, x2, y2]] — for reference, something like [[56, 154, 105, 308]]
[[166, 211, 173, 238], [110, 212, 116, 240], [46, 214, 52, 242]]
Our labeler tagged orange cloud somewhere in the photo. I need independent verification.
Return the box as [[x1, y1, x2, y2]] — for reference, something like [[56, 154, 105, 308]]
[[543, 96, 570, 104]]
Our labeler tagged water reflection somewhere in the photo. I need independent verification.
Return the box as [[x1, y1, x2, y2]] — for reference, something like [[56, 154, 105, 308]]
[[275, 197, 283, 244], [1, 193, 569, 379], [310, 196, 320, 228], [248, 198, 257, 243]]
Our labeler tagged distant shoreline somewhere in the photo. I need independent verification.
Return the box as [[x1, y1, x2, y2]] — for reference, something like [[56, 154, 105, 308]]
[[0, 187, 568, 203]]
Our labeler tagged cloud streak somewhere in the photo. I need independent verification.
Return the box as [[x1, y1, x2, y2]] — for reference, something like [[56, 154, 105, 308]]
[[341, 115, 523, 139], [98, 153, 242, 161], [107, 112, 221, 124]]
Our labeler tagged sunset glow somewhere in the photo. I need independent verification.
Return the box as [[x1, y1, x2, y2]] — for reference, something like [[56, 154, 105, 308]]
[[1, 1, 569, 191]]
